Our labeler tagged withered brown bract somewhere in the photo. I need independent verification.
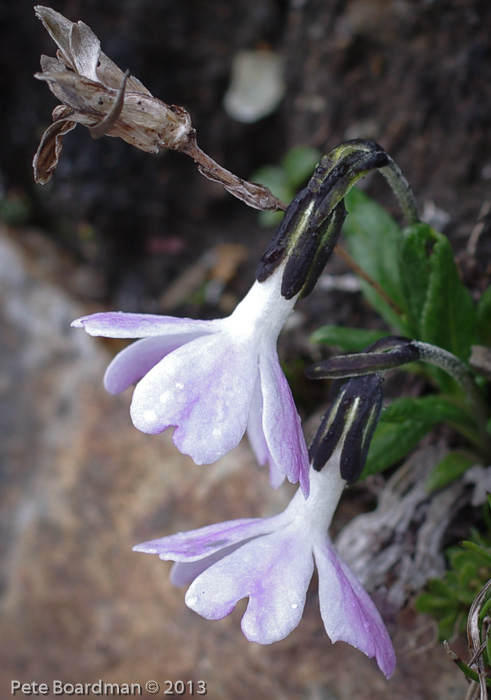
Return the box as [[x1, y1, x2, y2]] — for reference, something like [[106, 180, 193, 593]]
[[33, 6, 285, 212]]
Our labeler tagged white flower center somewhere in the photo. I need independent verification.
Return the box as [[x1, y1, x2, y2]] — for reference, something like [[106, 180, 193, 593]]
[[284, 451, 346, 540], [228, 264, 298, 342]]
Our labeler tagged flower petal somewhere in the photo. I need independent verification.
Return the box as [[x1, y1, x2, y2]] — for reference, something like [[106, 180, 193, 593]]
[[135, 511, 293, 586], [315, 539, 396, 679], [185, 528, 314, 644], [246, 379, 285, 488], [72, 311, 220, 338], [104, 333, 206, 394], [259, 345, 310, 495], [130, 333, 257, 463], [133, 514, 288, 561], [170, 551, 236, 587]]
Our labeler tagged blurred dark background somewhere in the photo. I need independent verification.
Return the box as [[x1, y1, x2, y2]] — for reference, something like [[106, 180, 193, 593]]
[[2, 0, 490, 310]]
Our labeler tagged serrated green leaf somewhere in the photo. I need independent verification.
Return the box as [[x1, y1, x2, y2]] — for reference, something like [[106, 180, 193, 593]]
[[477, 286, 491, 346], [422, 240, 478, 361], [417, 226, 477, 360], [425, 451, 477, 493], [361, 418, 430, 478], [381, 395, 475, 432], [343, 187, 410, 333], [361, 395, 478, 478], [309, 325, 387, 352], [399, 224, 434, 329], [400, 223, 478, 392], [281, 146, 321, 190]]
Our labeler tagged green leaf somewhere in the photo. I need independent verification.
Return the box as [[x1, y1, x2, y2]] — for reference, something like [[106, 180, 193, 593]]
[[415, 592, 455, 614], [378, 393, 480, 448], [460, 541, 491, 568], [343, 188, 410, 333], [381, 395, 475, 431], [425, 577, 461, 600], [281, 146, 321, 190], [400, 224, 478, 362], [425, 451, 477, 493], [477, 285, 491, 346], [399, 224, 434, 329], [361, 418, 430, 477], [361, 395, 477, 479], [421, 233, 478, 361], [309, 325, 387, 352]]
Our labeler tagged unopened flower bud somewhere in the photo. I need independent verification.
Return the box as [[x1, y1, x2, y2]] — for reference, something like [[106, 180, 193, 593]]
[[309, 374, 384, 483]]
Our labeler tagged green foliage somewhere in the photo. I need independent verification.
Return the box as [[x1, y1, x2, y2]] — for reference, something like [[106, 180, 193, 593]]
[[342, 191, 480, 369], [416, 523, 491, 641], [361, 417, 430, 478], [361, 396, 478, 479], [398, 224, 479, 392], [252, 145, 321, 227], [425, 451, 478, 493], [343, 188, 408, 332], [399, 224, 478, 398], [312, 186, 491, 483]]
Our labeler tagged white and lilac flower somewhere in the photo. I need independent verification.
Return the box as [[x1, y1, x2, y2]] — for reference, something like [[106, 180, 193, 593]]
[[72, 265, 309, 493], [134, 450, 395, 677]]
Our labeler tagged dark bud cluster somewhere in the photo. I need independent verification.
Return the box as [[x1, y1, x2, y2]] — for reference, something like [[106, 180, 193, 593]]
[[256, 140, 390, 300], [309, 374, 384, 484], [306, 336, 421, 380]]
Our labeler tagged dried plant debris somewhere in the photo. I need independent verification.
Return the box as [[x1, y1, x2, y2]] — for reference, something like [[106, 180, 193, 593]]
[[33, 6, 285, 212], [445, 578, 491, 700], [336, 444, 466, 610]]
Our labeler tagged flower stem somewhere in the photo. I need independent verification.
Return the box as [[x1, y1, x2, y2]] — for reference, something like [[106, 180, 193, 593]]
[[379, 156, 420, 226], [181, 135, 287, 212], [413, 341, 491, 455], [444, 641, 491, 688]]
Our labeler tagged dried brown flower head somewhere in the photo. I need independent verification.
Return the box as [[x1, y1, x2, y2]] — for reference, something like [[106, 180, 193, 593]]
[[33, 6, 192, 182], [33, 6, 285, 211]]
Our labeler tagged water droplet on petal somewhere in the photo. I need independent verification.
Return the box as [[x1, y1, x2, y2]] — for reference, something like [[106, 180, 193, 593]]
[[159, 391, 172, 404]]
